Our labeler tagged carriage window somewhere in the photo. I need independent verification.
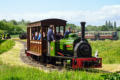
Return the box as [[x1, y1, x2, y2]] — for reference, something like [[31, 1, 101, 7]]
[[31, 27, 41, 40], [60, 26, 64, 36], [56, 27, 59, 33]]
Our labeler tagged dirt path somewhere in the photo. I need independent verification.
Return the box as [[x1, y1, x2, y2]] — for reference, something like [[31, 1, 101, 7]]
[[99, 64, 120, 72], [0, 41, 30, 67]]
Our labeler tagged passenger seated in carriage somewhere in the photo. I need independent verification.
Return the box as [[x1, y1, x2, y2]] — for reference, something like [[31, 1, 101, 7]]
[[35, 32, 38, 40], [38, 32, 41, 40]]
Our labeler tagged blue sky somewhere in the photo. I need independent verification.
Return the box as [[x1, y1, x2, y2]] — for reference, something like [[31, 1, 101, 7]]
[[0, 0, 120, 26]]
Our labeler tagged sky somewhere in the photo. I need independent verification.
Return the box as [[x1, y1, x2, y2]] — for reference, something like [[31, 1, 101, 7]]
[[0, 0, 120, 26]]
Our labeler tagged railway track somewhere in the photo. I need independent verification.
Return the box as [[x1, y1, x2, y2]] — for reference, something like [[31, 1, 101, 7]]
[[17, 40, 65, 71]]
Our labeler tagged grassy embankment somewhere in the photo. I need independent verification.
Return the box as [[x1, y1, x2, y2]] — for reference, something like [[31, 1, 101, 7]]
[[0, 40, 15, 54]]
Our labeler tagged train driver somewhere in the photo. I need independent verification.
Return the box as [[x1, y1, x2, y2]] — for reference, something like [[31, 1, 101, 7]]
[[64, 27, 71, 38], [47, 25, 55, 56]]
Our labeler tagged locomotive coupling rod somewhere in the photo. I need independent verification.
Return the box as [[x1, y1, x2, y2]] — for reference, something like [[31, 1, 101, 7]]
[[80, 22, 86, 41]]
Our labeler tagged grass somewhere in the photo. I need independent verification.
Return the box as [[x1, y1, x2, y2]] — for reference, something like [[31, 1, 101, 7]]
[[0, 40, 120, 80], [90, 40, 120, 64], [118, 31, 120, 40], [0, 41, 103, 80], [0, 41, 29, 67], [0, 40, 15, 54], [0, 64, 103, 80]]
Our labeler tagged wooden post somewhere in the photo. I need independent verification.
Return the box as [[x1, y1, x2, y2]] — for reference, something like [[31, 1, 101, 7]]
[[54, 25, 56, 40], [63, 26, 65, 35], [27, 27, 30, 51], [59, 26, 60, 33], [41, 26, 43, 55]]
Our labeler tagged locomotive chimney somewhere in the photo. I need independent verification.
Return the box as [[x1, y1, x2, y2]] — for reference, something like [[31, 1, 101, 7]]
[[80, 22, 86, 41]]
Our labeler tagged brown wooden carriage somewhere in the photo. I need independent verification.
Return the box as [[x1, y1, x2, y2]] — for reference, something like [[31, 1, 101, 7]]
[[26, 18, 67, 56]]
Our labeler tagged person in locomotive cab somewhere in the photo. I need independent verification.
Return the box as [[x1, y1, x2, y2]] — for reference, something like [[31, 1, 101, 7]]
[[47, 25, 55, 56], [64, 27, 71, 38], [56, 32, 63, 40]]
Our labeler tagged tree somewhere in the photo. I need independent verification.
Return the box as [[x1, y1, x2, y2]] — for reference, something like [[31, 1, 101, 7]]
[[0, 20, 24, 34], [105, 21, 108, 27], [98, 25, 108, 31], [86, 25, 98, 31], [9, 20, 18, 25], [117, 26, 120, 31], [113, 21, 117, 31], [2, 19, 7, 22], [66, 23, 77, 29], [105, 21, 109, 30]]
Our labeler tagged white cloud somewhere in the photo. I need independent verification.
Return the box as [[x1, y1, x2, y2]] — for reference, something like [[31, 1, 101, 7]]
[[0, 5, 120, 26]]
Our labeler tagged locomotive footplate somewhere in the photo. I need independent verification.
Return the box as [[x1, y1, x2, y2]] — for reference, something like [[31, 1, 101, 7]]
[[72, 58, 102, 69]]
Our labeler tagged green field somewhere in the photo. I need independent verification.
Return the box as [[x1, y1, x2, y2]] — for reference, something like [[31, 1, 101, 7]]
[[90, 40, 120, 64], [118, 31, 120, 40]]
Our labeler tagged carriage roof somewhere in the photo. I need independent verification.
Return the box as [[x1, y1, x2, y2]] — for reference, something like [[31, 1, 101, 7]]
[[27, 18, 67, 27]]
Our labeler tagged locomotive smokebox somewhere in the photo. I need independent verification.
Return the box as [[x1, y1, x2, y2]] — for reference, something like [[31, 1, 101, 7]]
[[80, 22, 86, 41]]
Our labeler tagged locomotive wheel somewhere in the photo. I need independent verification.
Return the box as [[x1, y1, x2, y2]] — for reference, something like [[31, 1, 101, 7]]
[[74, 41, 92, 57]]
